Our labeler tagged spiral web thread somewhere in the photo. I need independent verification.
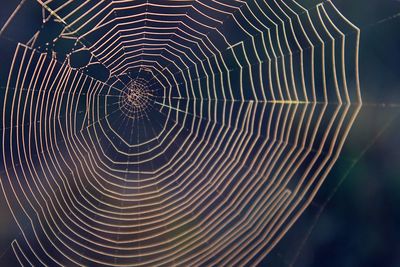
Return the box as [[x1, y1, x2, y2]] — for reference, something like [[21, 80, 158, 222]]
[[0, 0, 361, 266]]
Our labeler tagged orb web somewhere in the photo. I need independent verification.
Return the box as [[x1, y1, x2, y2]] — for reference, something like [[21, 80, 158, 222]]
[[0, 0, 361, 266]]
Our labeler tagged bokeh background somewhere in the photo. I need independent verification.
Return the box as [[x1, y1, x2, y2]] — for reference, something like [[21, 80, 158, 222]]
[[262, 0, 400, 266], [0, 0, 399, 266]]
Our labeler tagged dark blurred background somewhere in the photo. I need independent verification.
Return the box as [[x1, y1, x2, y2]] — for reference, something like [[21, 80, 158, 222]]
[[262, 0, 400, 266], [1, 0, 400, 266]]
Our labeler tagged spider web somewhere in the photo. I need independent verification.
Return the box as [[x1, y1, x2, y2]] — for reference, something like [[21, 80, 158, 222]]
[[0, 0, 362, 266]]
